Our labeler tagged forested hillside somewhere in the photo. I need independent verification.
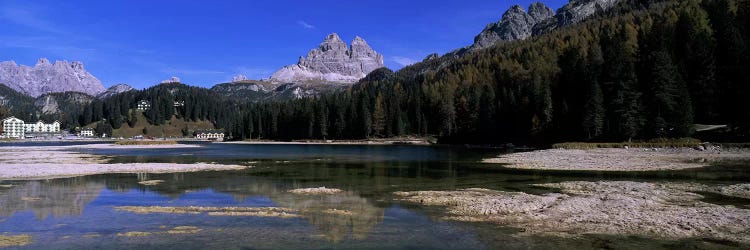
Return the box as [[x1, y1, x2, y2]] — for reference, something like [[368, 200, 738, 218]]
[[225, 0, 750, 144], [0, 84, 36, 121], [77, 83, 234, 134]]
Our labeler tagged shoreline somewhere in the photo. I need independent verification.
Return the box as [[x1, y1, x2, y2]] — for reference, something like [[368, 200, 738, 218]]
[[219, 138, 434, 146], [394, 181, 750, 244], [0, 145, 248, 180], [483, 147, 750, 171]]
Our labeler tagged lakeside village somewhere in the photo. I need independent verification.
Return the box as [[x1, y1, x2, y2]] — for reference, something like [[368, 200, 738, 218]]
[[1, 100, 225, 141]]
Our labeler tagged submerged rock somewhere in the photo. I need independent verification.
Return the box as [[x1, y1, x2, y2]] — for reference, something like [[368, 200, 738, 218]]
[[288, 187, 344, 195]]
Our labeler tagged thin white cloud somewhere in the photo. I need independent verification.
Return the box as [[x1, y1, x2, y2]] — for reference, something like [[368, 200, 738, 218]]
[[392, 56, 418, 66], [0, 7, 66, 34], [297, 20, 316, 29]]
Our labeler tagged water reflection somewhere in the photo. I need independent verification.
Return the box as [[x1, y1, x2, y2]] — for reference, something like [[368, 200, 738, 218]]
[[0, 143, 749, 249], [274, 191, 384, 242], [100, 171, 386, 242], [0, 178, 104, 220]]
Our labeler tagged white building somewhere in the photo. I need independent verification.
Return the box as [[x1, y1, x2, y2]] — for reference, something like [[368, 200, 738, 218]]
[[194, 130, 225, 141], [24, 120, 61, 133], [2, 117, 61, 139], [137, 100, 151, 110], [79, 128, 95, 137], [2, 117, 25, 139]]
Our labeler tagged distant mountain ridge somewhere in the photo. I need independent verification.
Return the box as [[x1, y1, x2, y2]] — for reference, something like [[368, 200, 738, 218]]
[[270, 33, 385, 84], [98, 84, 135, 99], [472, 0, 620, 49], [0, 58, 106, 97]]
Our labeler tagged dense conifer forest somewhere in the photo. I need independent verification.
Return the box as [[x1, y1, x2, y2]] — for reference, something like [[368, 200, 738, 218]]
[[227, 0, 750, 144]]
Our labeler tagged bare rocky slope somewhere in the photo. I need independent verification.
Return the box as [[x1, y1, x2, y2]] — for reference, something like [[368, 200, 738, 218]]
[[97, 84, 135, 99], [0, 58, 105, 97], [473, 0, 620, 49], [270, 33, 384, 84]]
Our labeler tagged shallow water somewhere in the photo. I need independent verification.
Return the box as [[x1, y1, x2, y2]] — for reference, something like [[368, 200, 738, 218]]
[[0, 142, 748, 249]]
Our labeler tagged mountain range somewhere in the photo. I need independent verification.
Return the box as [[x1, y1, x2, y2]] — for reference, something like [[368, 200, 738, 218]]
[[0, 0, 617, 102], [0, 58, 105, 97], [473, 0, 619, 49], [269, 33, 385, 84]]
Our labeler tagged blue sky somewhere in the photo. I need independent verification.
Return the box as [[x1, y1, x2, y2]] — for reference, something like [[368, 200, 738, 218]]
[[0, 0, 566, 89]]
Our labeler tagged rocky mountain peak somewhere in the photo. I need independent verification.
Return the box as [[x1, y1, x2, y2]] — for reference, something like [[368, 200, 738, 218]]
[[474, 3, 553, 49], [506, 5, 525, 15], [71, 61, 85, 71], [161, 76, 181, 84], [232, 74, 248, 82], [97, 83, 134, 99], [473, 0, 619, 50], [319, 33, 347, 52], [0, 58, 105, 97], [270, 33, 385, 84], [350, 36, 379, 59], [36, 58, 51, 67], [528, 2, 555, 21]]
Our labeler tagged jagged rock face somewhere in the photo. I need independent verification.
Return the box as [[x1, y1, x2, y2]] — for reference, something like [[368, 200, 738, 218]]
[[556, 0, 619, 26], [161, 76, 181, 84], [97, 84, 135, 99], [0, 58, 105, 97], [532, 0, 620, 35], [231, 74, 248, 82], [473, 0, 619, 49], [423, 53, 440, 61], [34, 92, 94, 114], [474, 3, 554, 49], [270, 33, 385, 84]]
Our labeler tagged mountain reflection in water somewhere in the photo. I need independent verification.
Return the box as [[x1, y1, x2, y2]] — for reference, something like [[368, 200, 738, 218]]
[[0, 178, 104, 220]]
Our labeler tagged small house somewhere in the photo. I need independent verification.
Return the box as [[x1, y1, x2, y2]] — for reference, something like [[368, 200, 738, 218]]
[[137, 100, 151, 111], [194, 130, 225, 141], [79, 128, 95, 137]]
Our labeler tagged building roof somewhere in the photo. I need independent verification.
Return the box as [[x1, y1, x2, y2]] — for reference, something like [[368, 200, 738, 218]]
[[2, 116, 21, 122]]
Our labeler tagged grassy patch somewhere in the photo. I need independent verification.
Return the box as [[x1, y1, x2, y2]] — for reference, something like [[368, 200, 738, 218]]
[[88, 110, 215, 138]]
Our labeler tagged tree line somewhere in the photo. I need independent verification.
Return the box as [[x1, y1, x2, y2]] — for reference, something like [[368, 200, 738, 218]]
[[224, 0, 750, 144]]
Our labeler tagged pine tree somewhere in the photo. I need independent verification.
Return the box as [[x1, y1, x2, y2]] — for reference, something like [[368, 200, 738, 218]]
[[582, 80, 605, 139], [371, 93, 386, 138]]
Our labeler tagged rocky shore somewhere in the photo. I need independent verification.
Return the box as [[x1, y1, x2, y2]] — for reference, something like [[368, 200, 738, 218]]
[[0, 145, 248, 180], [394, 181, 750, 244], [483, 148, 750, 171]]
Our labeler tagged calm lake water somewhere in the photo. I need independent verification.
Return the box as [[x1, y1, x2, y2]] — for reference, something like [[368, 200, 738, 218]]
[[1, 142, 749, 249]]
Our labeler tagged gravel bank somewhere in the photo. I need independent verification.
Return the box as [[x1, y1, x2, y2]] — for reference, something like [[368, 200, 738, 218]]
[[288, 187, 343, 195], [394, 181, 750, 244], [483, 148, 750, 171], [0, 145, 248, 180]]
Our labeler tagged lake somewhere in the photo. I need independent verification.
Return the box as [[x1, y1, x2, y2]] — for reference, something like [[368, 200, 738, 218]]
[[0, 142, 748, 249]]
